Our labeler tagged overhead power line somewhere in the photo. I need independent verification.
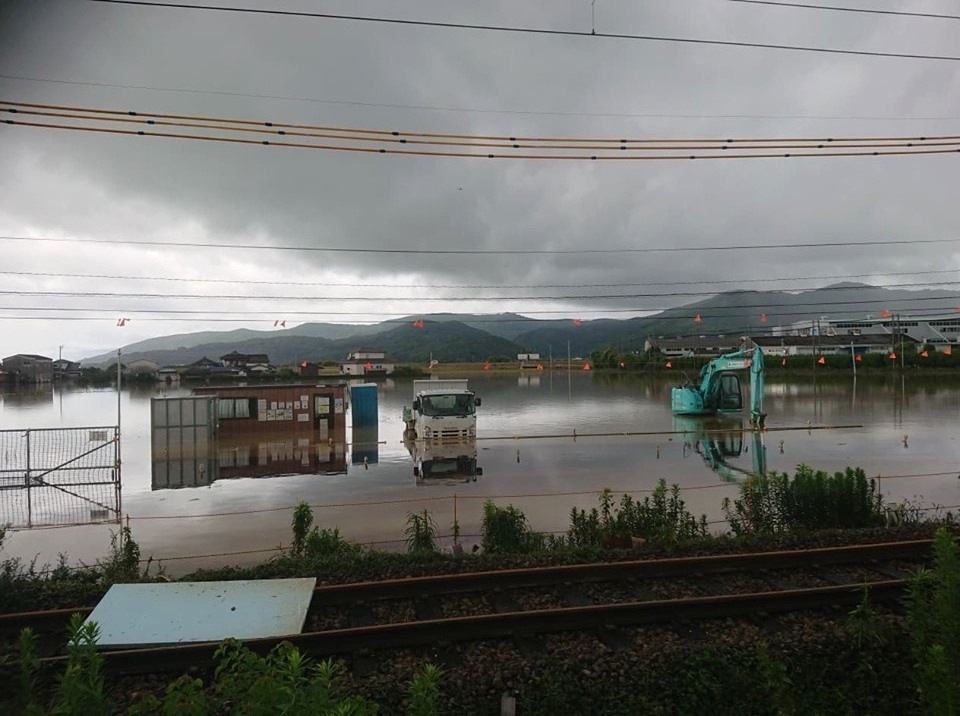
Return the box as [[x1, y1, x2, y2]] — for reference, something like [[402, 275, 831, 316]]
[[3, 73, 959, 123], [4, 282, 960, 303], [2, 233, 959, 256], [6, 100, 960, 160], [6, 100, 960, 145], [88, 0, 960, 62], [726, 0, 960, 22], [3, 267, 960, 290], [1, 304, 957, 323]]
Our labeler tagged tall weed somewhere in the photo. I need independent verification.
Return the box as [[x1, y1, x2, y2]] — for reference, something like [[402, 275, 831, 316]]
[[723, 465, 883, 535]]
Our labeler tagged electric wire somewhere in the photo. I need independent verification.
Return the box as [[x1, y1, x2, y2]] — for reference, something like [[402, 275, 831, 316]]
[[8, 117, 959, 160], [3, 267, 960, 290], [3, 73, 959, 123], [3, 234, 960, 255], [726, 0, 960, 22], [1, 304, 957, 322], [87, 0, 960, 62], [3, 284, 960, 303], [7, 101, 960, 144]]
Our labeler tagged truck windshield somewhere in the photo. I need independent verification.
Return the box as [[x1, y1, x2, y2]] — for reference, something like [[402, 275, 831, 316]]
[[420, 393, 475, 417]]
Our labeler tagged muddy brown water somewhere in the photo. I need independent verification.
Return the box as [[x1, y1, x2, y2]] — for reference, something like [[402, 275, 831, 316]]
[[2, 372, 958, 574]]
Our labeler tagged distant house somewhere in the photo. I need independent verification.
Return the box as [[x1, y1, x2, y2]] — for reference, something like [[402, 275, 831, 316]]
[[221, 351, 271, 369], [158, 366, 182, 384], [125, 359, 159, 377], [181, 356, 232, 379], [644, 337, 742, 357], [340, 349, 394, 376], [2, 354, 54, 383], [52, 359, 82, 380]]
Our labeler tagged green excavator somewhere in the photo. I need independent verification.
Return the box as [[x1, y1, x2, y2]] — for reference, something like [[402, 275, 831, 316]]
[[670, 345, 766, 429]]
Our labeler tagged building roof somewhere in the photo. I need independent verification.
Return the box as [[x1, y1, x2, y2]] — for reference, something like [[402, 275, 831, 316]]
[[341, 358, 394, 364], [220, 351, 270, 363], [752, 334, 919, 347], [3, 353, 53, 361]]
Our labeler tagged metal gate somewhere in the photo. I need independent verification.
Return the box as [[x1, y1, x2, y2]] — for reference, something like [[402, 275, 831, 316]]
[[0, 426, 121, 528]]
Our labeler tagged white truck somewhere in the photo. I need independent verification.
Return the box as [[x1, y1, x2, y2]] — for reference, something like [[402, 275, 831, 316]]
[[402, 379, 480, 441]]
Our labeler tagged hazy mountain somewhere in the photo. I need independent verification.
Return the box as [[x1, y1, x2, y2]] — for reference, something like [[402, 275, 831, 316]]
[[83, 321, 388, 365], [79, 284, 960, 366], [641, 283, 960, 339]]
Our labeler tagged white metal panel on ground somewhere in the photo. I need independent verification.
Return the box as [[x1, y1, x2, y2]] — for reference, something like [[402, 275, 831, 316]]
[[85, 578, 316, 647]]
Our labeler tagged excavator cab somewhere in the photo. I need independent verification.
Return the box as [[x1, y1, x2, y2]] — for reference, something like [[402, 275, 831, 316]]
[[717, 372, 743, 412]]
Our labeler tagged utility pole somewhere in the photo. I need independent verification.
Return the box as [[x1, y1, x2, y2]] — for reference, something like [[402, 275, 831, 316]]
[[851, 340, 856, 377]]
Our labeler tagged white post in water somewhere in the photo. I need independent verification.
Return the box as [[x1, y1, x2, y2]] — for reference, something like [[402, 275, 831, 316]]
[[851, 341, 856, 377], [116, 349, 122, 512]]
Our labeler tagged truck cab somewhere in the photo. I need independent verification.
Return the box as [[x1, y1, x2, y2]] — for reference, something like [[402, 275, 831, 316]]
[[403, 379, 480, 441]]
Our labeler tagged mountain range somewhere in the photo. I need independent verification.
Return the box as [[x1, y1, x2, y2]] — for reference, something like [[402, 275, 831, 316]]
[[83, 284, 959, 366]]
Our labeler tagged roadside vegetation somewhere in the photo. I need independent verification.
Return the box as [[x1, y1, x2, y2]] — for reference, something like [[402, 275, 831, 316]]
[[1, 472, 956, 713]]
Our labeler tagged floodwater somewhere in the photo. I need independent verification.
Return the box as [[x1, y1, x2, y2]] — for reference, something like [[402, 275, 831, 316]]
[[2, 372, 958, 574]]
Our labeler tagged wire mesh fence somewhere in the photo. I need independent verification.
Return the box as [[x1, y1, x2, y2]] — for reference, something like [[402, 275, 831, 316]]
[[0, 426, 121, 528]]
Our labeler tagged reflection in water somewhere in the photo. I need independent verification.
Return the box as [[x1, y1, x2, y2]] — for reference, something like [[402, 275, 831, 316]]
[[152, 430, 347, 489], [404, 439, 481, 485], [674, 416, 767, 483], [1, 385, 55, 407], [352, 425, 379, 466]]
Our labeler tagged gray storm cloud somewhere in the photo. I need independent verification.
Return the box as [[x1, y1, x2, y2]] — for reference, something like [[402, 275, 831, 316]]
[[0, 0, 958, 357]]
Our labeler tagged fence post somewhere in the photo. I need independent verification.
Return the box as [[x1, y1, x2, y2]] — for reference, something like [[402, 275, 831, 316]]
[[25, 429, 32, 528]]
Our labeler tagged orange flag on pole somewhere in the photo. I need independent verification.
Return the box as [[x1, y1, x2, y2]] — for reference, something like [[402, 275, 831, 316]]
[[945, 346, 953, 356], [582, 363, 591, 371], [572, 318, 582, 327], [665, 361, 672, 368], [889, 352, 897, 360], [855, 354, 863, 362], [879, 310, 892, 319], [760, 314, 767, 324], [781, 358, 787, 366], [921, 350, 929, 358], [817, 356, 825, 365], [694, 313, 702, 324], [483, 363, 491, 370], [412, 319, 424, 328]]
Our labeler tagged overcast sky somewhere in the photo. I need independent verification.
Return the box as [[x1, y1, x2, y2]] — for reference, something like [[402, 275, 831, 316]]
[[1, 0, 959, 360]]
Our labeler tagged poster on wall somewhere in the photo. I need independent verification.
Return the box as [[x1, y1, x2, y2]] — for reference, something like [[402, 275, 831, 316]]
[[300, 394, 309, 406], [334, 398, 344, 414], [284, 409, 293, 420], [258, 399, 267, 421], [316, 397, 330, 414]]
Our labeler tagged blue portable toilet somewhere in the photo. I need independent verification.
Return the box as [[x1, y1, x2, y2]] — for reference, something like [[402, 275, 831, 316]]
[[350, 383, 378, 428]]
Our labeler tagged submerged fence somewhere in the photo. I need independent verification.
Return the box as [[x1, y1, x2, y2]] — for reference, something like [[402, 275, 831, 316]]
[[0, 427, 121, 528]]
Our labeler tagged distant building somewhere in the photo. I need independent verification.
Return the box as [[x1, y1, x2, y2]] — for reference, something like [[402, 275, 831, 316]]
[[748, 335, 919, 356], [220, 351, 271, 369], [181, 356, 232, 379], [158, 367, 181, 384], [341, 350, 394, 376], [644, 337, 742, 357], [775, 314, 960, 346], [517, 353, 541, 361], [2, 354, 54, 383], [52, 359, 82, 380]]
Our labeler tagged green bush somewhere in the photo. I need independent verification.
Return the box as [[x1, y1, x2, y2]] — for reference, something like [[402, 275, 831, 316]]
[[568, 483, 709, 548], [723, 465, 883, 534], [906, 528, 960, 715], [290, 502, 359, 560], [481, 500, 544, 554]]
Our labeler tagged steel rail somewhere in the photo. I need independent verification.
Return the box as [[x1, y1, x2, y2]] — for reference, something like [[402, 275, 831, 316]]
[[35, 579, 909, 675], [305, 538, 929, 605], [0, 539, 929, 637]]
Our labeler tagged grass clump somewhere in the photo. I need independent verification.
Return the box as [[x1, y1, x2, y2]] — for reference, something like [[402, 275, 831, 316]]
[[481, 500, 545, 554], [289, 501, 358, 560], [723, 464, 883, 535], [404, 510, 439, 554], [568, 482, 709, 549]]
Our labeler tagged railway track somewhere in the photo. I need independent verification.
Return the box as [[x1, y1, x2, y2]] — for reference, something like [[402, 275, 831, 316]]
[[1, 538, 931, 675]]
